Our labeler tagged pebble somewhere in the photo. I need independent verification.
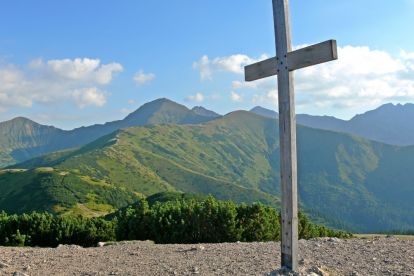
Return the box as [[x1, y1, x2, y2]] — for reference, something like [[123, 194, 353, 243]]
[[192, 266, 200, 274], [327, 237, 341, 243], [12, 272, 28, 276]]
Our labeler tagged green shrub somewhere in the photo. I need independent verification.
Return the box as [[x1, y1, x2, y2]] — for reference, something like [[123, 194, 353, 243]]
[[115, 197, 149, 241], [0, 212, 115, 247], [236, 203, 280, 242], [0, 195, 352, 247], [144, 196, 240, 243]]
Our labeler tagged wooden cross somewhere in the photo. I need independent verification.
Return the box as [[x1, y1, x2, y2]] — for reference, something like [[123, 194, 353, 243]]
[[244, 0, 338, 271]]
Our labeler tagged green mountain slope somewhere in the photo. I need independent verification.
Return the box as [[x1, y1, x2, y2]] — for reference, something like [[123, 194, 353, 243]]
[[3, 111, 414, 232], [0, 99, 220, 168], [0, 168, 139, 217]]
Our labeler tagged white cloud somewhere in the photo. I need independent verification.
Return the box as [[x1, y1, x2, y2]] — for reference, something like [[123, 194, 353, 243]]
[[230, 91, 243, 102], [192, 55, 212, 80], [185, 92, 205, 103], [133, 70, 155, 85], [401, 50, 414, 71], [232, 78, 275, 90], [252, 90, 278, 106], [232, 80, 258, 89], [293, 45, 414, 110], [222, 46, 414, 113], [127, 99, 136, 105], [72, 87, 106, 108], [30, 58, 123, 84], [213, 54, 257, 74], [193, 54, 268, 80], [0, 58, 122, 111]]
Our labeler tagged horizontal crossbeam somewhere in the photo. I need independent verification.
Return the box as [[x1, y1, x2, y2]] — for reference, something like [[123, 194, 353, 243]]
[[244, 39, 337, 82]]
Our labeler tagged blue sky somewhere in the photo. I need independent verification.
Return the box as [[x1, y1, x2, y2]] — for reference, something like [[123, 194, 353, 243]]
[[1, 0, 414, 129]]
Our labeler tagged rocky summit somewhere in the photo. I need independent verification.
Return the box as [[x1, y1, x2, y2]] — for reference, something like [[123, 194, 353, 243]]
[[0, 237, 413, 275]]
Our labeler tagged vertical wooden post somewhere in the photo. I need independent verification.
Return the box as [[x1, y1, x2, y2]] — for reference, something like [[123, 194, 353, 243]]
[[245, 0, 337, 271], [273, 0, 298, 271]]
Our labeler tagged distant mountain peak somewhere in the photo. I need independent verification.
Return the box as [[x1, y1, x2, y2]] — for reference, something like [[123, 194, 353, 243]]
[[249, 106, 278, 119], [0, 117, 46, 130], [351, 102, 414, 121], [3, 116, 35, 124], [191, 106, 220, 118]]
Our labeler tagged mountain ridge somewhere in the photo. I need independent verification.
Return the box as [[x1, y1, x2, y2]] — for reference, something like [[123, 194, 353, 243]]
[[250, 103, 414, 146], [0, 98, 220, 168], [3, 111, 414, 232]]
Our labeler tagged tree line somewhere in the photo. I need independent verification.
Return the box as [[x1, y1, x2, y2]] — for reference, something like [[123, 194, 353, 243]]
[[0, 195, 351, 247]]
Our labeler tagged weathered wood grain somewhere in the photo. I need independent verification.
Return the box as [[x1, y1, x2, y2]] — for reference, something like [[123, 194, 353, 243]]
[[273, 0, 298, 271], [244, 40, 337, 82], [243, 0, 338, 271]]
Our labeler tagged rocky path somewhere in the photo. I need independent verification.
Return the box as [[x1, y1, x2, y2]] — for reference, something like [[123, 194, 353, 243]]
[[0, 237, 413, 275]]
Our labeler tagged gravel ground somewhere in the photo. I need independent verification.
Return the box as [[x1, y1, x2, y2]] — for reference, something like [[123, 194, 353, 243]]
[[0, 237, 413, 276]]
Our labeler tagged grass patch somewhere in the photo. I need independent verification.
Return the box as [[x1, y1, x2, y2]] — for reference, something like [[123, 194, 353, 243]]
[[61, 203, 115, 218]]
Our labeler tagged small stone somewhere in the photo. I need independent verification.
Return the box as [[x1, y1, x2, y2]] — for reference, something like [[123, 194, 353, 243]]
[[198, 245, 205, 251], [308, 266, 329, 276], [192, 266, 200, 274], [327, 237, 341, 243], [372, 257, 377, 261], [13, 272, 28, 276]]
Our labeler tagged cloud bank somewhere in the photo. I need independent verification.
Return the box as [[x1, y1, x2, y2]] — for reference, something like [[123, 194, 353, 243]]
[[193, 54, 268, 80], [194, 46, 414, 113], [0, 58, 123, 110]]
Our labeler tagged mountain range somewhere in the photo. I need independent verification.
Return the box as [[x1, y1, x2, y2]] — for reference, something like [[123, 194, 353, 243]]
[[3, 99, 414, 169], [0, 99, 217, 168], [250, 103, 414, 146], [1, 98, 414, 233]]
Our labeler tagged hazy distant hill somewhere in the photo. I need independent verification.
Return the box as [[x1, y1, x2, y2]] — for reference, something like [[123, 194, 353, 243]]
[[0, 117, 66, 167], [250, 103, 414, 146], [0, 99, 219, 168], [346, 103, 414, 145], [4, 111, 414, 232]]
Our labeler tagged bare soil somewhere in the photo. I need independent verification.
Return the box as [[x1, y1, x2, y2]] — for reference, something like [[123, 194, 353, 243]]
[[0, 237, 413, 276]]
